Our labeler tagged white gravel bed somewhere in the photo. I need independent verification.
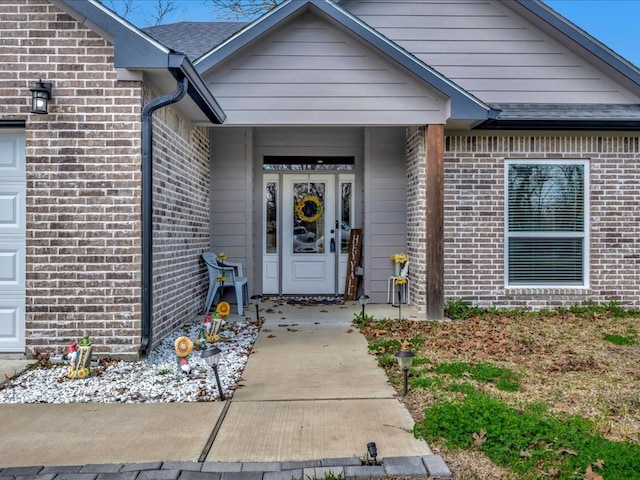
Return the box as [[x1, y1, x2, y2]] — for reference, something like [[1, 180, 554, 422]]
[[0, 320, 259, 404]]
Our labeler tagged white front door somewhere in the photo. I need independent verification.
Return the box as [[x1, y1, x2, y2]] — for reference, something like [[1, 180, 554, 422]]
[[282, 174, 336, 294], [0, 130, 26, 352]]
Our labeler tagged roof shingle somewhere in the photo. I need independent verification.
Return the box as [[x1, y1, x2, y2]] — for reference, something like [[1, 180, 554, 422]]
[[143, 22, 247, 61]]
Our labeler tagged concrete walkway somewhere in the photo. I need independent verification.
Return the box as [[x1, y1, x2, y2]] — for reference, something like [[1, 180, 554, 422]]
[[0, 302, 450, 478]]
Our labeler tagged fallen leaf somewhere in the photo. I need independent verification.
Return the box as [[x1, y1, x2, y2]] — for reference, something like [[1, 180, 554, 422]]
[[286, 328, 298, 332], [471, 430, 487, 448], [520, 450, 532, 458], [556, 447, 578, 456], [584, 465, 603, 480], [267, 334, 277, 338], [278, 324, 289, 327], [346, 329, 354, 333], [592, 459, 605, 469], [546, 467, 560, 478]]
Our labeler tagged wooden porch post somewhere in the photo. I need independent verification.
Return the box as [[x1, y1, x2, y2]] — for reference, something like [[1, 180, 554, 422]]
[[425, 124, 444, 319]]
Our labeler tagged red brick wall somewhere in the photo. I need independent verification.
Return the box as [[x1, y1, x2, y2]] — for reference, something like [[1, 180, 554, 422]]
[[444, 134, 640, 309]]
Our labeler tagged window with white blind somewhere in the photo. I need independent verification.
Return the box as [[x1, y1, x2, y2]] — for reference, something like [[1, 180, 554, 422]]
[[505, 160, 589, 287]]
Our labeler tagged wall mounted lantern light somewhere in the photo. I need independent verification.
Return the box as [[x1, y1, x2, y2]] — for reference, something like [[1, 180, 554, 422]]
[[30, 80, 52, 114]]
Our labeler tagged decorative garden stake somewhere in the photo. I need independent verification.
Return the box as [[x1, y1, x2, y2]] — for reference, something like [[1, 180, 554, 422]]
[[67, 332, 93, 379], [175, 336, 193, 377]]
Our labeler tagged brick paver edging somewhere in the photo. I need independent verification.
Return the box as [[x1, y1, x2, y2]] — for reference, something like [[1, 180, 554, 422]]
[[0, 456, 451, 479]]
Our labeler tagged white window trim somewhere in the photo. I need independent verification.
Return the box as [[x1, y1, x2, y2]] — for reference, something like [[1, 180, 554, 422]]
[[504, 159, 590, 289]]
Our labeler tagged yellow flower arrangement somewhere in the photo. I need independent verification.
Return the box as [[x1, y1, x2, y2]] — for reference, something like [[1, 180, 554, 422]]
[[216, 253, 228, 261], [390, 253, 408, 264], [295, 195, 323, 223], [217, 301, 231, 317], [394, 277, 408, 285]]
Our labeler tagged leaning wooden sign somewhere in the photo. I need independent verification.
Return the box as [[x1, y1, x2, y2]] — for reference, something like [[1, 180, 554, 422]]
[[344, 229, 362, 301]]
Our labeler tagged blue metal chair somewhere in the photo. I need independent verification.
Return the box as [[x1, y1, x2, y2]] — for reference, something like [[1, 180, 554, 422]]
[[202, 252, 249, 315]]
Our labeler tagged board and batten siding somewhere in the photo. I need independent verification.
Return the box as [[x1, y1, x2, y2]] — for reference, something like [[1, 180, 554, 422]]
[[203, 12, 448, 126], [363, 127, 407, 303], [342, 0, 638, 104]]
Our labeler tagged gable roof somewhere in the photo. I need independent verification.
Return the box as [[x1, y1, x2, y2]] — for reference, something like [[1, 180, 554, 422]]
[[195, 0, 492, 122], [513, 0, 640, 95], [56, 0, 225, 124]]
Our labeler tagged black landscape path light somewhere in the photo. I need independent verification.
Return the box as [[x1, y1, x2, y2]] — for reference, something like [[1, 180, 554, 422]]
[[250, 294, 262, 322], [395, 349, 415, 396], [30, 80, 52, 114], [201, 346, 225, 401], [359, 294, 369, 319], [366, 441, 379, 465]]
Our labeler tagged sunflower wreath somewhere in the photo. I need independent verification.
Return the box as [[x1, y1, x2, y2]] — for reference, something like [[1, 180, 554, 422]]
[[295, 195, 323, 223]]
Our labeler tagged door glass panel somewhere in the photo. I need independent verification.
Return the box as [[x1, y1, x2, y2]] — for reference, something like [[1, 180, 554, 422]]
[[265, 181, 277, 254], [340, 182, 352, 254], [292, 182, 325, 254]]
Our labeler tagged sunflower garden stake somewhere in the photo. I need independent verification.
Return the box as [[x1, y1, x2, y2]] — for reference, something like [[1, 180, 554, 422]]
[[214, 274, 226, 304], [175, 336, 194, 377], [395, 277, 407, 320]]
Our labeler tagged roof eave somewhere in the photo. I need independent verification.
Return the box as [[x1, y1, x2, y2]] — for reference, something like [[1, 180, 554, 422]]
[[56, 0, 225, 124], [169, 54, 226, 124], [476, 119, 640, 131]]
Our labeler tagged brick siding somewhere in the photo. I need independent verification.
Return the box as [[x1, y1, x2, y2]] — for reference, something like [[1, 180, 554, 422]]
[[1, 0, 211, 357], [405, 126, 426, 310], [444, 134, 640, 309], [148, 87, 211, 347]]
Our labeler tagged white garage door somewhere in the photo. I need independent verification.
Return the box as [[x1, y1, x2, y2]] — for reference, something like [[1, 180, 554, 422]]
[[0, 130, 25, 352]]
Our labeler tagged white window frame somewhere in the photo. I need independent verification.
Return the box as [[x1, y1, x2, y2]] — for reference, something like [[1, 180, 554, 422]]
[[504, 159, 590, 288]]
